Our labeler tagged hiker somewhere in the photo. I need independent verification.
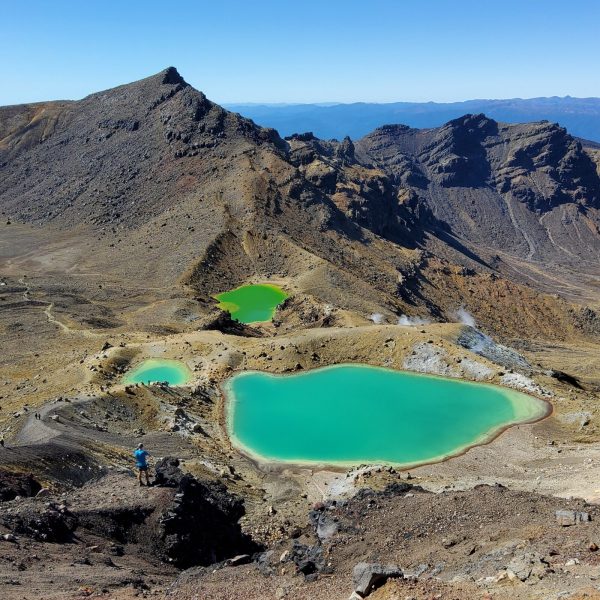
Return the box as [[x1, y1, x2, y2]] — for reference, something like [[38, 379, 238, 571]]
[[134, 443, 150, 486], [0, 438, 4, 448]]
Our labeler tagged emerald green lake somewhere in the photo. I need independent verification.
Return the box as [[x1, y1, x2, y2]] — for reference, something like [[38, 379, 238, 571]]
[[214, 284, 288, 324], [225, 364, 549, 468], [123, 359, 192, 386]]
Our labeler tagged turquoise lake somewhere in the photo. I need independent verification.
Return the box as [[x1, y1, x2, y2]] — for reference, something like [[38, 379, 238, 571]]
[[224, 364, 549, 468], [123, 359, 192, 386]]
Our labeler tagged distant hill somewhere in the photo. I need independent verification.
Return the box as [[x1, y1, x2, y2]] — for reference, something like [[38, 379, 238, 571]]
[[225, 97, 600, 142]]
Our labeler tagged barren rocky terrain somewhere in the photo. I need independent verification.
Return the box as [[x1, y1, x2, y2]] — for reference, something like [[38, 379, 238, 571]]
[[1, 68, 600, 599]]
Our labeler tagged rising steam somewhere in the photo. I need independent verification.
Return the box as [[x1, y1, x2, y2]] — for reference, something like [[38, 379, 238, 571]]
[[454, 307, 476, 327], [398, 314, 430, 326]]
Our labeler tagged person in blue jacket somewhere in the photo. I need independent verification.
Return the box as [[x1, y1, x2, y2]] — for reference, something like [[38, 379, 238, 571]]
[[134, 443, 151, 486]]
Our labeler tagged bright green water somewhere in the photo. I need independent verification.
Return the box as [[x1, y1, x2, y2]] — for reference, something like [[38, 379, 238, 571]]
[[123, 359, 192, 386], [225, 364, 549, 467], [214, 284, 288, 324]]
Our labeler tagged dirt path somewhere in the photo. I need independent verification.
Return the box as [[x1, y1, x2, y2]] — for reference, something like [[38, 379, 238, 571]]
[[18, 276, 103, 338], [14, 398, 69, 445]]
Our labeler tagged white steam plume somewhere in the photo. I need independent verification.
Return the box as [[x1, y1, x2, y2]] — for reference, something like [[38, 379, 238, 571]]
[[398, 314, 430, 326], [455, 307, 476, 327]]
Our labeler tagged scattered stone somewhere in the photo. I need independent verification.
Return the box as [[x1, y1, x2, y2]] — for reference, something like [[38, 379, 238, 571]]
[[225, 554, 251, 567], [506, 553, 546, 581], [555, 509, 591, 526], [565, 558, 580, 566], [352, 562, 403, 597]]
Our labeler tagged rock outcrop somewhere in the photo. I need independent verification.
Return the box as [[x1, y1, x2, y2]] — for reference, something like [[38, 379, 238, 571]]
[[0, 471, 41, 501], [153, 457, 259, 568]]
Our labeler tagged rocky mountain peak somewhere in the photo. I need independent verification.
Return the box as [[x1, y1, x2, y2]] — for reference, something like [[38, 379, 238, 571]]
[[446, 113, 496, 131], [160, 66, 187, 86]]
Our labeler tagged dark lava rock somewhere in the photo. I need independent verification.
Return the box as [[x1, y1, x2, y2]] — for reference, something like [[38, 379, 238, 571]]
[[198, 310, 264, 338], [2, 503, 77, 542], [289, 541, 331, 578], [153, 457, 184, 487], [550, 369, 583, 389], [154, 460, 260, 568], [0, 471, 42, 502], [76, 506, 151, 543], [354, 481, 421, 501]]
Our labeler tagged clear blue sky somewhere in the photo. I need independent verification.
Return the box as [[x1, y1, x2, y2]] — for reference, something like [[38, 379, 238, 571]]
[[2, 0, 599, 105]]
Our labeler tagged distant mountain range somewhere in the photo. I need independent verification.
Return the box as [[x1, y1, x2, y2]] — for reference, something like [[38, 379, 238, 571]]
[[225, 97, 600, 142]]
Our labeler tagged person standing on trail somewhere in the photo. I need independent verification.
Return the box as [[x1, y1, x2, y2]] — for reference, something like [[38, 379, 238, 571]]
[[134, 443, 150, 486]]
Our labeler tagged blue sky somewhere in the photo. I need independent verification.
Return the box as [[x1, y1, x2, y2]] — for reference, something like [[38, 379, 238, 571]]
[[2, 0, 599, 105]]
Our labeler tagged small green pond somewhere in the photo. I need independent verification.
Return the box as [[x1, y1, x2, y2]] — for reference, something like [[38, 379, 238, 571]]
[[123, 359, 192, 386], [224, 364, 549, 468], [214, 284, 288, 324]]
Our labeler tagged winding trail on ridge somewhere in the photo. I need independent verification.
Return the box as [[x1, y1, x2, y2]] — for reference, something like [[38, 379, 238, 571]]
[[18, 276, 102, 338]]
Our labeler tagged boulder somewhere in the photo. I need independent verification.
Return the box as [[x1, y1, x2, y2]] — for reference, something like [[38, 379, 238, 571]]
[[310, 510, 339, 541], [290, 541, 329, 578], [506, 553, 547, 582], [352, 562, 403, 597], [555, 509, 591, 526], [153, 457, 183, 487]]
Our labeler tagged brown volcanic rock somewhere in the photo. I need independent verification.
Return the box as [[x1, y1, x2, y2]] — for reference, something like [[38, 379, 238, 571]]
[[1, 67, 599, 342], [0, 67, 286, 229], [354, 114, 600, 266]]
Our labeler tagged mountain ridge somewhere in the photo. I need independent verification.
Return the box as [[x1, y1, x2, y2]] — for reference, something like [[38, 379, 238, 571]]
[[1, 67, 599, 341]]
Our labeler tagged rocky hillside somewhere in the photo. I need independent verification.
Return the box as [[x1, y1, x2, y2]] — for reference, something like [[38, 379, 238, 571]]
[[286, 116, 600, 267], [356, 116, 600, 263], [1, 68, 599, 338]]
